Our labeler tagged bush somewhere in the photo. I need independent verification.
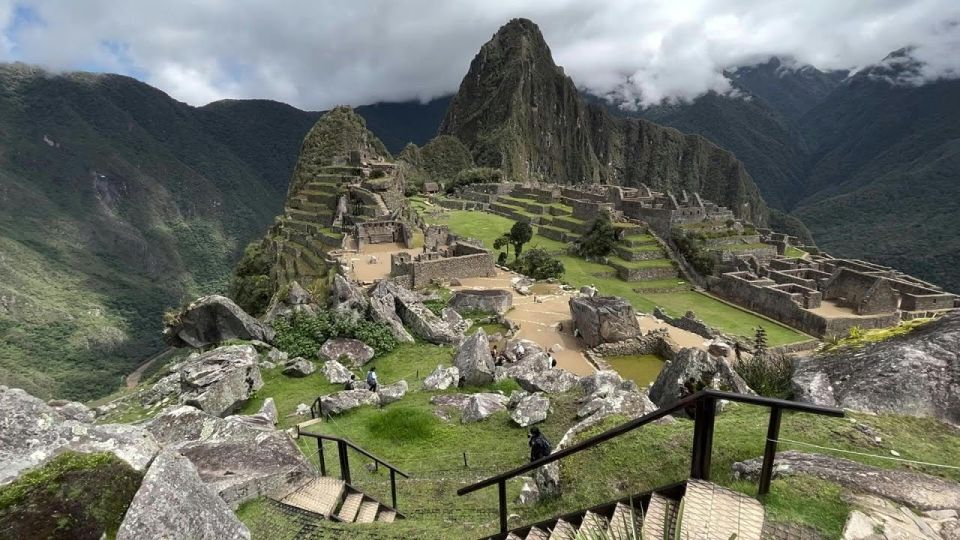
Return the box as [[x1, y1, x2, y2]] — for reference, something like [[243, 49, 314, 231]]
[[365, 407, 437, 444], [497, 251, 508, 266], [511, 248, 565, 280], [577, 211, 617, 258], [229, 241, 276, 316], [734, 352, 795, 399], [272, 311, 399, 358]]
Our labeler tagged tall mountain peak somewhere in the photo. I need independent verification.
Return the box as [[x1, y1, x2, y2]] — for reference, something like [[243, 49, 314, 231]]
[[440, 19, 769, 225]]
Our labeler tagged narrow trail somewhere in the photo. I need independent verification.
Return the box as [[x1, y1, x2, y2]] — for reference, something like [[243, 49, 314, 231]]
[[125, 348, 174, 388]]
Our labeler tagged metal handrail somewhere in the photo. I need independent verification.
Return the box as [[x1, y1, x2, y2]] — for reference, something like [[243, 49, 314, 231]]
[[456, 389, 843, 534], [297, 430, 410, 511]]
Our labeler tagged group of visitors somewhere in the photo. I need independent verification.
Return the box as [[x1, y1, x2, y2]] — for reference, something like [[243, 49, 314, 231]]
[[344, 367, 379, 392]]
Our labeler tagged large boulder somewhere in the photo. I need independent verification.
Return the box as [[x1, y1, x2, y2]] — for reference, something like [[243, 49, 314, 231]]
[[117, 451, 251, 540], [423, 365, 460, 391], [329, 274, 369, 320], [577, 389, 657, 420], [510, 393, 550, 427], [569, 296, 642, 348], [733, 451, 960, 513], [514, 367, 579, 394], [145, 405, 313, 506], [318, 338, 375, 368], [0, 386, 160, 486], [368, 293, 416, 343], [442, 307, 472, 335], [319, 389, 380, 416], [377, 380, 409, 405], [179, 345, 264, 417], [792, 313, 960, 423], [454, 328, 496, 386], [841, 494, 957, 540], [263, 281, 320, 322], [648, 347, 752, 409], [395, 298, 463, 344], [281, 357, 316, 377], [579, 370, 632, 400], [163, 295, 274, 348], [461, 393, 509, 423], [501, 339, 546, 364], [449, 289, 513, 315], [321, 359, 354, 384]]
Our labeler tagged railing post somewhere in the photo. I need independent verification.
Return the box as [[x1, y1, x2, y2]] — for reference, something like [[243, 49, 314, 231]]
[[498, 480, 508, 533], [390, 469, 398, 510], [758, 406, 782, 496], [690, 395, 716, 480], [338, 440, 351, 485], [317, 438, 326, 476]]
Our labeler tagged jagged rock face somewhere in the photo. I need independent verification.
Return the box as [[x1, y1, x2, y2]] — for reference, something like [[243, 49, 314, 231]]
[[440, 18, 768, 224], [510, 392, 550, 427], [733, 451, 960, 513], [461, 393, 509, 423], [0, 386, 160, 486], [423, 365, 460, 390], [569, 296, 643, 348], [263, 281, 320, 322], [163, 295, 274, 348], [329, 274, 370, 322], [793, 313, 960, 424], [179, 345, 264, 417], [320, 389, 380, 416], [117, 451, 251, 540], [369, 293, 416, 343], [454, 328, 496, 386], [319, 337, 375, 368], [648, 347, 753, 409]]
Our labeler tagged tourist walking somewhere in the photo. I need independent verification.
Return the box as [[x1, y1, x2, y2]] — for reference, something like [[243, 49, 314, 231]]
[[366, 367, 378, 392], [528, 427, 552, 462], [345, 374, 359, 391]]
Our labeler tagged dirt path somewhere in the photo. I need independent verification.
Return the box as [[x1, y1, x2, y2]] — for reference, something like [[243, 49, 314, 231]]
[[125, 348, 174, 388]]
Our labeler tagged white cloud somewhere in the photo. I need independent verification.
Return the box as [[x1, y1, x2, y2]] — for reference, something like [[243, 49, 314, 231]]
[[1, 0, 958, 109]]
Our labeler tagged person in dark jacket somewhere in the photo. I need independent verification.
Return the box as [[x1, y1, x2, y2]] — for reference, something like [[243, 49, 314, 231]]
[[528, 427, 552, 462]]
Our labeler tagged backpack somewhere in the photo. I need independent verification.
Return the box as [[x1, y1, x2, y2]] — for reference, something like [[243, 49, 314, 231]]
[[366, 371, 377, 385], [533, 435, 552, 458]]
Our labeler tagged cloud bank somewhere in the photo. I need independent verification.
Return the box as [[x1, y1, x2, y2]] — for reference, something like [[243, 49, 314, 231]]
[[1, 0, 958, 109]]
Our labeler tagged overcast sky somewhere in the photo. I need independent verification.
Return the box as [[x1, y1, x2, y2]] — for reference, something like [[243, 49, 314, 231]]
[[0, 0, 957, 109]]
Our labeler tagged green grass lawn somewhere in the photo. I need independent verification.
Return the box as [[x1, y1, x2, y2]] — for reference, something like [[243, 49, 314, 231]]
[[785, 246, 808, 258], [422, 209, 808, 345]]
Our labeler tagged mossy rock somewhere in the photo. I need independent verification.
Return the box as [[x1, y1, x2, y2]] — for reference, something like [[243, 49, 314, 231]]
[[0, 451, 144, 540]]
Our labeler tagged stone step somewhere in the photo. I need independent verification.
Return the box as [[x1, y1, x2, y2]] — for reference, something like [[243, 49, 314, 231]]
[[525, 527, 549, 540], [506, 534, 524, 540], [355, 500, 379, 523], [676, 479, 764, 540], [642, 493, 680, 540], [578, 511, 608, 536], [607, 502, 641, 540], [296, 417, 324, 432], [547, 519, 577, 540], [279, 477, 345, 518], [337, 491, 363, 522], [376, 508, 396, 523]]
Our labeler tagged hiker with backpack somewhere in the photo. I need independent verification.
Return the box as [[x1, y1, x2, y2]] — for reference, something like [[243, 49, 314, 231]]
[[366, 367, 378, 392], [528, 427, 552, 462]]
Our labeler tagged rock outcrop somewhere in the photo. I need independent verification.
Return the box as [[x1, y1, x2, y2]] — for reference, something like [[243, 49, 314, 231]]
[[263, 281, 320, 322], [319, 389, 380, 416], [321, 359, 354, 384], [369, 292, 416, 343], [370, 280, 461, 344], [461, 393, 509, 423], [329, 274, 370, 321], [1, 386, 159, 486], [423, 365, 461, 391], [377, 380, 409, 405], [179, 345, 264, 417], [454, 328, 496, 386], [449, 289, 513, 315], [648, 347, 752, 409], [569, 296, 643, 348], [117, 451, 251, 540], [793, 313, 960, 423], [841, 494, 959, 540], [733, 451, 960, 513], [163, 295, 274, 348], [510, 393, 550, 427], [513, 367, 579, 394], [318, 337, 375, 367], [281, 357, 316, 377]]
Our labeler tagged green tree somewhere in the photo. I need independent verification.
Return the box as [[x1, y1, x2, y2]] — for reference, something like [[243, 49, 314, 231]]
[[512, 248, 565, 280], [578, 211, 617, 259], [509, 221, 533, 258]]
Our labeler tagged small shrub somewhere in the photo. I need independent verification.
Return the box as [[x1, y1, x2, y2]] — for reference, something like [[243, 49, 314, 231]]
[[735, 352, 795, 399], [273, 311, 399, 358], [365, 407, 437, 443], [511, 248, 565, 280]]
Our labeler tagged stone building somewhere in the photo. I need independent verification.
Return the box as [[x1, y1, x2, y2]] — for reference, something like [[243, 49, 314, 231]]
[[390, 226, 496, 289]]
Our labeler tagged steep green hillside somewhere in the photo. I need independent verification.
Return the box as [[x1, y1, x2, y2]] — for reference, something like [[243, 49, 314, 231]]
[[0, 64, 314, 400], [354, 97, 451, 154], [439, 18, 769, 226]]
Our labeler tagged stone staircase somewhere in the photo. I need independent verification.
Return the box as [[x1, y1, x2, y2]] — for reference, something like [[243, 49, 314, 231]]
[[496, 480, 764, 540], [272, 476, 401, 524]]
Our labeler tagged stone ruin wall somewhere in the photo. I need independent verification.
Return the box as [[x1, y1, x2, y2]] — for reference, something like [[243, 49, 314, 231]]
[[406, 252, 495, 288]]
